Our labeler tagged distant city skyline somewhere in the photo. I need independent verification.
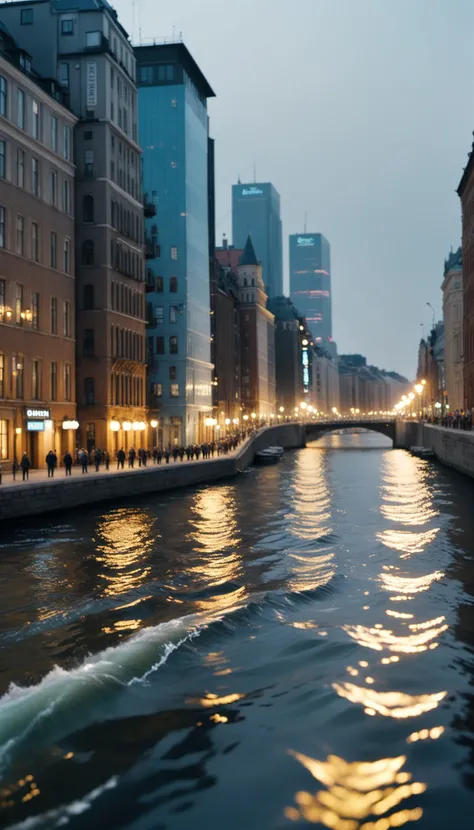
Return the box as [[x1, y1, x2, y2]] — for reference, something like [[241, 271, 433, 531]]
[[290, 233, 332, 349], [232, 181, 283, 298], [115, 0, 474, 378]]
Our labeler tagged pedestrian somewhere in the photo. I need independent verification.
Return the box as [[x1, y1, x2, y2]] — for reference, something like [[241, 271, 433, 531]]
[[46, 450, 57, 478], [128, 447, 136, 468], [94, 448, 101, 472], [172, 446, 179, 462], [157, 447, 163, 465], [104, 450, 110, 471], [164, 447, 170, 464], [152, 447, 158, 465], [141, 448, 148, 467], [63, 451, 73, 476], [186, 445, 192, 461], [80, 449, 88, 474], [12, 457, 19, 481], [117, 447, 126, 470], [20, 452, 30, 481], [179, 445, 185, 462]]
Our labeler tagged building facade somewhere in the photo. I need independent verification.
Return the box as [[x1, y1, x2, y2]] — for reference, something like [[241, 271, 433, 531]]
[[442, 247, 463, 411], [0, 24, 77, 467], [0, 0, 148, 454], [290, 232, 332, 347], [312, 346, 339, 414], [267, 296, 313, 415], [232, 182, 283, 298], [136, 42, 214, 445], [458, 136, 474, 409], [237, 236, 276, 418], [211, 255, 241, 424]]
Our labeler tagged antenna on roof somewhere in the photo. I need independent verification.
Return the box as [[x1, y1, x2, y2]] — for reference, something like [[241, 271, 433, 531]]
[[237, 174, 241, 184]]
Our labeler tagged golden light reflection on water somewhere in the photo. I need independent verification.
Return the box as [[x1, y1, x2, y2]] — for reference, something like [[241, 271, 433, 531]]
[[288, 551, 336, 593], [379, 452, 438, 528], [285, 751, 426, 828], [332, 683, 446, 718], [379, 572, 444, 595], [287, 450, 333, 543], [376, 529, 439, 558], [186, 487, 248, 614], [341, 618, 448, 654], [187, 692, 245, 707], [95, 509, 155, 597]]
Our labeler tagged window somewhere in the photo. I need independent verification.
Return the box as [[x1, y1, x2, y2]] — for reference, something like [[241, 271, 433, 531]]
[[50, 231, 57, 268], [84, 149, 94, 177], [32, 359, 40, 400], [17, 89, 25, 129], [84, 377, 95, 405], [0, 417, 7, 459], [169, 335, 178, 355], [64, 363, 71, 401], [83, 329, 94, 357], [21, 8, 33, 24], [0, 279, 4, 320], [63, 178, 70, 213], [0, 76, 7, 117], [156, 335, 164, 354], [59, 63, 69, 88], [63, 125, 71, 160], [50, 170, 57, 205], [0, 140, 6, 178], [51, 362, 57, 401], [31, 157, 39, 196], [15, 356, 24, 398], [156, 275, 164, 292], [170, 276, 177, 293], [169, 305, 178, 323], [169, 366, 176, 380], [171, 246, 178, 260], [0, 206, 5, 249], [83, 194, 94, 222], [32, 292, 39, 330], [0, 355, 4, 400], [81, 239, 94, 265], [155, 305, 164, 325], [83, 284, 94, 309], [32, 100, 40, 140], [64, 301, 71, 337], [16, 215, 24, 255], [31, 222, 39, 262], [86, 31, 101, 47], [63, 238, 70, 273], [51, 297, 57, 334], [61, 18, 74, 35], [15, 284, 23, 323], [170, 383, 179, 398], [84, 130, 93, 141], [17, 149, 24, 187], [51, 115, 58, 152]]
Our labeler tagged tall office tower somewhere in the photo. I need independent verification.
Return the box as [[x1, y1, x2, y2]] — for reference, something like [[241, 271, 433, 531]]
[[289, 233, 332, 347], [0, 0, 148, 453], [135, 42, 215, 446], [232, 182, 283, 298]]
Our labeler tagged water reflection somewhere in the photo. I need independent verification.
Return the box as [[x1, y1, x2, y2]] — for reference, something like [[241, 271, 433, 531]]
[[95, 509, 155, 597], [332, 682, 447, 718], [341, 618, 448, 653], [286, 750, 425, 828], [379, 452, 438, 527]]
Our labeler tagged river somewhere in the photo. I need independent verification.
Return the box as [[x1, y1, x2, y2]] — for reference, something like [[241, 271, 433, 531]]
[[0, 432, 473, 829]]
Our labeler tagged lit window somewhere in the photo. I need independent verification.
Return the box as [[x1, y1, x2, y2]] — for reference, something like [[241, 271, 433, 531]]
[[170, 383, 179, 398], [169, 305, 178, 324], [171, 246, 178, 260]]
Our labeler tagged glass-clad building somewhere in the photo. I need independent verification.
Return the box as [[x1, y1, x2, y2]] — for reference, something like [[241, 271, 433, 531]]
[[136, 43, 214, 445], [232, 182, 283, 298], [290, 233, 332, 347]]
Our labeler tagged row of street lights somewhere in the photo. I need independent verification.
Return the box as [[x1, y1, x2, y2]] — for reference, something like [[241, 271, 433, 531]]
[[393, 379, 446, 419]]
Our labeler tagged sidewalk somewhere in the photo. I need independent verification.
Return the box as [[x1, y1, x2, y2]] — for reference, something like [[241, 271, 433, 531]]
[[0, 443, 247, 489]]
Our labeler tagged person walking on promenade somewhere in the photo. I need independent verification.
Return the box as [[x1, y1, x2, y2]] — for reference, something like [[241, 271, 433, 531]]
[[117, 448, 126, 470], [186, 445, 192, 461], [157, 447, 163, 465], [79, 449, 89, 474], [63, 451, 73, 476], [46, 450, 57, 478], [12, 457, 19, 481], [179, 445, 185, 462], [20, 453, 30, 481], [172, 446, 179, 463], [128, 447, 136, 468], [164, 447, 170, 464], [152, 447, 158, 465], [141, 448, 148, 467], [104, 450, 110, 471], [93, 448, 101, 472]]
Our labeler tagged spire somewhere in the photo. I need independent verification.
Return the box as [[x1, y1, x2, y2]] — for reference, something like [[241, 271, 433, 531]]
[[239, 235, 259, 266]]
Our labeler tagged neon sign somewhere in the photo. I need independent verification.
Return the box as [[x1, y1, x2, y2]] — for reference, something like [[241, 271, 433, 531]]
[[297, 237, 314, 246], [242, 187, 263, 196]]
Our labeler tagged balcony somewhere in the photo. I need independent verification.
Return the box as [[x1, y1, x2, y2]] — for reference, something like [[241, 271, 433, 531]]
[[144, 197, 157, 219]]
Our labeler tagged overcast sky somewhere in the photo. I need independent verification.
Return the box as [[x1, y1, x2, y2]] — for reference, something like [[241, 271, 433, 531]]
[[116, 0, 473, 379]]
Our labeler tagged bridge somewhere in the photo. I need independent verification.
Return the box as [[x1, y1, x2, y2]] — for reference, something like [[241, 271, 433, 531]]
[[305, 418, 396, 443]]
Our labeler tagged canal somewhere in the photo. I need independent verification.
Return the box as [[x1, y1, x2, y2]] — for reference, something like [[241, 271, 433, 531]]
[[0, 432, 473, 829]]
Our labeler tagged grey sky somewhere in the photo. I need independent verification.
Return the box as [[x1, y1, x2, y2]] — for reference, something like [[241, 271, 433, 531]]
[[116, 0, 473, 379]]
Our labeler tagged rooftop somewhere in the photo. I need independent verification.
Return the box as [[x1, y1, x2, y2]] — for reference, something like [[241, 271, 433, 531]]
[[134, 41, 215, 98], [239, 235, 259, 267]]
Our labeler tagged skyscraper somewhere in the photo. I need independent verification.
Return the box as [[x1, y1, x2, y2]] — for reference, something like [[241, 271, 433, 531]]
[[135, 42, 215, 445], [289, 233, 332, 347], [232, 182, 283, 298]]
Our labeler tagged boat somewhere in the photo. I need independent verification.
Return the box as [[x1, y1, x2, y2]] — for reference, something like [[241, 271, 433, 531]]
[[410, 446, 435, 459], [266, 445, 284, 458], [255, 449, 281, 465]]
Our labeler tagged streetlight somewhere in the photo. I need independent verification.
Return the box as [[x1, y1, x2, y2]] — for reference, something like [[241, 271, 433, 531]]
[[279, 406, 284, 413]]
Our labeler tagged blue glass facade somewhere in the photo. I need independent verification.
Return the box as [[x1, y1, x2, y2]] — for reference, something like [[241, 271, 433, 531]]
[[136, 46, 214, 444], [232, 183, 283, 298], [290, 233, 332, 347]]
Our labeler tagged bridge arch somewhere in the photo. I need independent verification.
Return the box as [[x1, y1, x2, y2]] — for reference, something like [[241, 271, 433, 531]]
[[305, 420, 396, 443]]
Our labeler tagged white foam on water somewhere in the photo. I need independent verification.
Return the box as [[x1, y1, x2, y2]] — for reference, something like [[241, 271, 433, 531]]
[[6, 776, 118, 830]]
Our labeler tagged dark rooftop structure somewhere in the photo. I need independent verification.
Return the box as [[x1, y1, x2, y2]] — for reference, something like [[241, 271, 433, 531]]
[[239, 235, 259, 268]]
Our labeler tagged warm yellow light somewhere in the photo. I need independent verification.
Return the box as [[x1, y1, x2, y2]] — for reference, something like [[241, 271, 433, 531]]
[[15, 427, 22, 435], [408, 393, 415, 401], [332, 407, 338, 414], [205, 417, 216, 427], [421, 379, 426, 386], [225, 418, 231, 425], [122, 421, 132, 432], [302, 339, 308, 346], [232, 418, 239, 424], [251, 412, 256, 419], [243, 415, 249, 421], [414, 384, 423, 395], [150, 419, 158, 429], [279, 406, 284, 412], [300, 402, 307, 409]]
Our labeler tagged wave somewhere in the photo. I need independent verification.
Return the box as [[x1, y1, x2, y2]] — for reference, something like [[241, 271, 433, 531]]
[[6, 776, 118, 830]]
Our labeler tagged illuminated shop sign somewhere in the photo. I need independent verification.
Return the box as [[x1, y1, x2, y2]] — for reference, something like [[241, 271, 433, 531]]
[[242, 187, 263, 196], [302, 348, 310, 392], [27, 421, 44, 432], [297, 237, 315, 246], [25, 408, 51, 419]]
